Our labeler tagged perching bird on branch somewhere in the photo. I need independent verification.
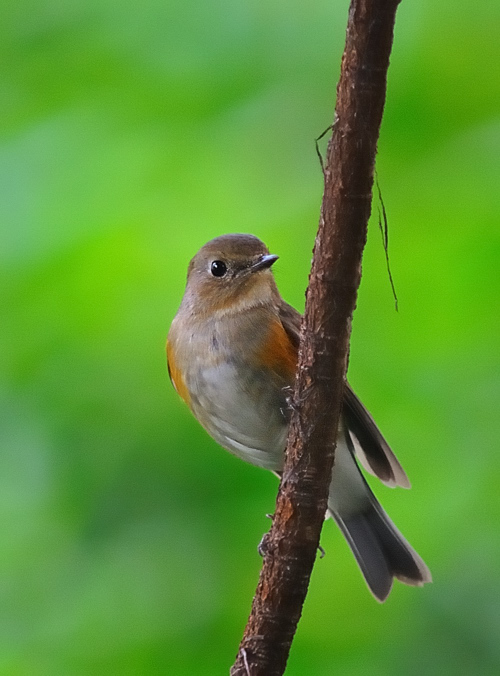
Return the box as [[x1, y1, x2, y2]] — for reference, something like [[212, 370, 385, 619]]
[[167, 233, 431, 601]]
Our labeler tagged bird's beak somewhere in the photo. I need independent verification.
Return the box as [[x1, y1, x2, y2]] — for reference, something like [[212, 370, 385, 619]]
[[250, 254, 279, 273]]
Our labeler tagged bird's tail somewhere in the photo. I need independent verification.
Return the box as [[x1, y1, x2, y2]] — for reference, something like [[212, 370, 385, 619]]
[[327, 422, 431, 602], [330, 492, 431, 602]]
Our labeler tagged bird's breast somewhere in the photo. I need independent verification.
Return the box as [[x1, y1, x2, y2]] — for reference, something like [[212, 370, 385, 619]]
[[169, 308, 295, 470]]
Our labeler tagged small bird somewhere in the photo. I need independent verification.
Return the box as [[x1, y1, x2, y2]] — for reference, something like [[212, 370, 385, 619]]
[[167, 233, 431, 601]]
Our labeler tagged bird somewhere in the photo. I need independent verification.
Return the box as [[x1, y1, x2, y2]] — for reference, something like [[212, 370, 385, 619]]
[[167, 233, 431, 601]]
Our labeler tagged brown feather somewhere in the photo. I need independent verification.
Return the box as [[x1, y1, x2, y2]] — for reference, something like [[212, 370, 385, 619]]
[[166, 340, 191, 406], [257, 316, 297, 382]]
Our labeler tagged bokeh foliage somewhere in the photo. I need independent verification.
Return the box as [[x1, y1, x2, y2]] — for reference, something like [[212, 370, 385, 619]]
[[1, 1, 499, 674]]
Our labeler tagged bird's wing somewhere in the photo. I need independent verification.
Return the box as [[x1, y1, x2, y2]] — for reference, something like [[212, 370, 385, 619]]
[[277, 301, 301, 351], [278, 300, 409, 489], [342, 384, 410, 488]]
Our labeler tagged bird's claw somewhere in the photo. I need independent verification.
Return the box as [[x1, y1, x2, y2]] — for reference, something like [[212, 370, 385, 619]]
[[258, 532, 270, 557]]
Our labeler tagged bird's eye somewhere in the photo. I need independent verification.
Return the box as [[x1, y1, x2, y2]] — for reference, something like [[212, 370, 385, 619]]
[[210, 260, 227, 277]]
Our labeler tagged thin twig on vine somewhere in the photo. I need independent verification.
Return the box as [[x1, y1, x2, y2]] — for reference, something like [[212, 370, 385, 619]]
[[375, 173, 399, 311], [315, 124, 333, 176]]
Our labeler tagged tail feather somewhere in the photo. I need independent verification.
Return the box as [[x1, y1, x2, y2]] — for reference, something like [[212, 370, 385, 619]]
[[332, 502, 432, 602], [335, 511, 393, 601], [328, 419, 431, 601]]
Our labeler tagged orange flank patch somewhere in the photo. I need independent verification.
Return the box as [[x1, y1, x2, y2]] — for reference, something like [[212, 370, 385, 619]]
[[257, 318, 298, 381], [166, 341, 191, 406]]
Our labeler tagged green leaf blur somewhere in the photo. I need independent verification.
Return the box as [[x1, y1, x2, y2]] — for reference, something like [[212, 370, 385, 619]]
[[1, 1, 499, 674]]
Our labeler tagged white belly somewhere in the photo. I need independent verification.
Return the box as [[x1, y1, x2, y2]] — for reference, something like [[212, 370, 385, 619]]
[[182, 340, 370, 517], [189, 361, 288, 470]]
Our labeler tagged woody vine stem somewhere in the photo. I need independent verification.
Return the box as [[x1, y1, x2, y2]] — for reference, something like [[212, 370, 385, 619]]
[[230, 1, 402, 674]]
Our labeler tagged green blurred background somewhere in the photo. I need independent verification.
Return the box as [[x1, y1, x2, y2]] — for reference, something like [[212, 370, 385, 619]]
[[1, 1, 499, 674]]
